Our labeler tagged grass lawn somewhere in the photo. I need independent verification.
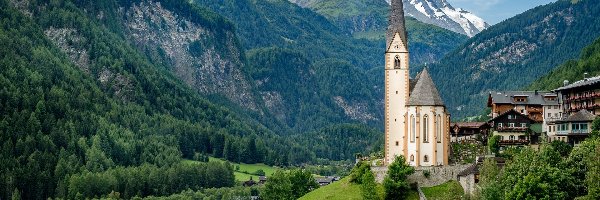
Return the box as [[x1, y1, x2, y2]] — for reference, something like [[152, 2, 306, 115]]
[[421, 180, 464, 200], [299, 177, 362, 200], [299, 177, 420, 200], [183, 157, 278, 182]]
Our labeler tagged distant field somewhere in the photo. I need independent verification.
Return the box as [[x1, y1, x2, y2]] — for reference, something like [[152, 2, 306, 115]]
[[183, 157, 278, 182], [299, 177, 420, 200], [421, 180, 464, 200]]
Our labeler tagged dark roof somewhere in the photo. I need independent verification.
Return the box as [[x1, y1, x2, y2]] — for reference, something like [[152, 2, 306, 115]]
[[562, 109, 597, 122], [459, 157, 506, 176], [315, 177, 334, 183], [488, 109, 535, 123], [409, 78, 419, 94], [458, 164, 478, 176], [258, 176, 267, 181], [489, 91, 559, 106], [452, 122, 489, 129], [555, 75, 600, 91], [386, 0, 408, 50], [407, 68, 445, 106]]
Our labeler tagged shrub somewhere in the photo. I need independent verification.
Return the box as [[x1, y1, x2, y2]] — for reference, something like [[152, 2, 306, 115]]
[[423, 170, 431, 179]]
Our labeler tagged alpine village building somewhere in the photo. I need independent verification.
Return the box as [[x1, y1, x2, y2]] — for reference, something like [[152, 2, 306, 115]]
[[384, 0, 450, 166], [488, 75, 600, 147]]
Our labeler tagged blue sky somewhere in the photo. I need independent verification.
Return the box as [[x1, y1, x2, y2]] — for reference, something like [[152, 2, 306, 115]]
[[446, 0, 557, 25]]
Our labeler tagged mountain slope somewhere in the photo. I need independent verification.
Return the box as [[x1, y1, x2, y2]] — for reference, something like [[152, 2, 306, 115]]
[[0, 0, 371, 199], [427, 0, 600, 118], [290, 0, 488, 37], [529, 37, 600, 90], [400, 0, 489, 37], [193, 0, 466, 132]]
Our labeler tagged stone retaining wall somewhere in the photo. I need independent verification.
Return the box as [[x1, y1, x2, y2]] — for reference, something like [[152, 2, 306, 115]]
[[372, 164, 471, 187]]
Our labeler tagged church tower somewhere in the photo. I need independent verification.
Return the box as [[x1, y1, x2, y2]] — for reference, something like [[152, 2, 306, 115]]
[[384, 0, 410, 165]]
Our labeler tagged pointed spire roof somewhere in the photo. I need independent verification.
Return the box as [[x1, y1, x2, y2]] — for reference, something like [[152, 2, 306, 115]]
[[387, 0, 408, 50], [407, 68, 445, 106]]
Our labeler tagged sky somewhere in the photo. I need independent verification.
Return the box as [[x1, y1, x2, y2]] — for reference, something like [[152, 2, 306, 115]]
[[446, 0, 558, 25]]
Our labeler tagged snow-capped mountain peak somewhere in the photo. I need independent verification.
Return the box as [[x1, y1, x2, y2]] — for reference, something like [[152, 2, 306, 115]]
[[388, 0, 490, 37]]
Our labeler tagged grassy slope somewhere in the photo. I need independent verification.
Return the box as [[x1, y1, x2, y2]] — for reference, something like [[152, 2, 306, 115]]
[[299, 178, 362, 200], [300, 177, 419, 200], [184, 157, 278, 181], [421, 180, 464, 200]]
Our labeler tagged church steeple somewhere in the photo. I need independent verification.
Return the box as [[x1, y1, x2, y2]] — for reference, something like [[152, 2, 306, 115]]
[[387, 0, 408, 50]]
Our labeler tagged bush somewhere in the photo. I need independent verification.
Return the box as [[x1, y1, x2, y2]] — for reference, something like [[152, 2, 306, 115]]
[[254, 169, 266, 176], [383, 156, 414, 200], [423, 170, 431, 179], [349, 161, 371, 184]]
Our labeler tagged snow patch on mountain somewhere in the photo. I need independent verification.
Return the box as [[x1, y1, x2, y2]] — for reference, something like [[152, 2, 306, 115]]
[[388, 0, 490, 37]]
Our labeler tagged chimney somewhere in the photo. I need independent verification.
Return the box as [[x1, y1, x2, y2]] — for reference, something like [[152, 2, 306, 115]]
[[584, 72, 589, 80], [535, 90, 538, 95], [563, 80, 570, 86]]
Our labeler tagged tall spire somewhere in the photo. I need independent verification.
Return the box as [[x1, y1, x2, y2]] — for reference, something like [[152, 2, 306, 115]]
[[387, 0, 408, 50]]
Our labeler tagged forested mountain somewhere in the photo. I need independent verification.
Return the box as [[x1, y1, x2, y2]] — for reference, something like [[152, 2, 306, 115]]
[[281, 0, 467, 64], [529, 37, 600, 90], [0, 0, 382, 199], [193, 0, 466, 132], [292, 0, 487, 37], [426, 0, 600, 118]]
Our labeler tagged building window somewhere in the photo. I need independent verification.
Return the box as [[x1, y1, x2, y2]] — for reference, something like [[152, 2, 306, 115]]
[[394, 56, 401, 69], [509, 123, 515, 128], [509, 135, 515, 141], [423, 115, 429, 143], [424, 155, 429, 162], [395, 141, 399, 146], [548, 113, 551, 118], [498, 123, 503, 128], [411, 115, 416, 142], [410, 155, 414, 162], [396, 91, 398, 94], [436, 115, 442, 143], [521, 123, 527, 127]]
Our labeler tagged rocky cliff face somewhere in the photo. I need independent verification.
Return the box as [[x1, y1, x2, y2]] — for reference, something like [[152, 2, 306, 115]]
[[124, 1, 257, 110]]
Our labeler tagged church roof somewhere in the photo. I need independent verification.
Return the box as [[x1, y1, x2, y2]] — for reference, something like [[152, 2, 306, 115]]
[[386, 0, 408, 50], [407, 68, 445, 106]]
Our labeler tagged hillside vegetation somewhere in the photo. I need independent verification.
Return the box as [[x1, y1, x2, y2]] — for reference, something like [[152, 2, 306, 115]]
[[427, 0, 600, 118], [0, 0, 384, 199], [529, 37, 600, 90]]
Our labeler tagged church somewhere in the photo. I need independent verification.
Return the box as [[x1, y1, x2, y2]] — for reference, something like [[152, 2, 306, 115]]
[[384, 0, 450, 166]]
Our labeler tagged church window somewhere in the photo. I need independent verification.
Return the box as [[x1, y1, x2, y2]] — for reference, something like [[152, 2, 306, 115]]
[[394, 56, 401, 69], [396, 141, 399, 146], [411, 115, 416, 142], [436, 115, 442, 143], [396, 91, 398, 94], [410, 155, 414, 162], [424, 155, 429, 162], [423, 115, 429, 143]]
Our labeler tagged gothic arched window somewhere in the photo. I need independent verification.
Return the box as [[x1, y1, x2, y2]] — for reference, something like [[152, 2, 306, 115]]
[[437, 115, 442, 143], [410, 155, 414, 162], [411, 115, 416, 142], [424, 155, 429, 162], [423, 115, 429, 143], [394, 56, 401, 69]]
